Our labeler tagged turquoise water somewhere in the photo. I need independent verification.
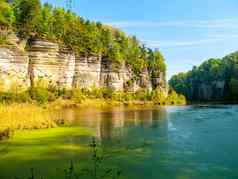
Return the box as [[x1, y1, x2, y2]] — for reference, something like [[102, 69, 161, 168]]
[[1, 105, 238, 179]]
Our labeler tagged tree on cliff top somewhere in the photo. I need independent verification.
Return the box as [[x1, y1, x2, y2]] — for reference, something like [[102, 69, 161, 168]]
[[13, 0, 41, 39], [2, 0, 167, 89], [0, 0, 15, 30], [149, 50, 166, 78], [37, 3, 55, 40]]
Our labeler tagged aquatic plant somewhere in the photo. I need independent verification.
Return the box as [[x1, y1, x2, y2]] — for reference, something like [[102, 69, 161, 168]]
[[12, 138, 122, 179], [0, 103, 56, 138]]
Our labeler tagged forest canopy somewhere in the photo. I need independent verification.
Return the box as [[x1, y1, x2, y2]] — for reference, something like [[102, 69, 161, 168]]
[[0, 0, 166, 82], [169, 51, 238, 102]]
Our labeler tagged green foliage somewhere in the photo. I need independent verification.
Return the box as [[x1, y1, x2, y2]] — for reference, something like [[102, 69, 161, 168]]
[[0, 0, 15, 29], [102, 87, 114, 99], [36, 3, 55, 40], [134, 89, 148, 101], [89, 85, 103, 99], [0, 0, 167, 81], [70, 88, 85, 103], [0, 0, 15, 44], [169, 51, 238, 102], [29, 87, 50, 104], [149, 50, 166, 77], [0, 91, 30, 103], [0, 32, 7, 44], [28, 79, 59, 104], [13, 0, 41, 39], [151, 87, 166, 104], [229, 78, 238, 101], [169, 72, 191, 99]]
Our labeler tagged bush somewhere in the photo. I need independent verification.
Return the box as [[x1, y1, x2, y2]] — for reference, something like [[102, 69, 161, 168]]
[[102, 88, 114, 99], [135, 89, 147, 101], [29, 87, 50, 104], [15, 91, 32, 103], [71, 88, 85, 103], [0, 91, 31, 104], [112, 91, 123, 101], [89, 85, 103, 99], [151, 87, 166, 104], [0, 33, 7, 45], [122, 92, 135, 101]]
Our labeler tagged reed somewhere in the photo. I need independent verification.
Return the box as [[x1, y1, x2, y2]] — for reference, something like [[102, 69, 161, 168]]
[[0, 103, 57, 138]]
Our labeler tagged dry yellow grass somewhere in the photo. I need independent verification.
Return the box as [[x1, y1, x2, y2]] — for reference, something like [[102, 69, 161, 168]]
[[0, 103, 57, 133]]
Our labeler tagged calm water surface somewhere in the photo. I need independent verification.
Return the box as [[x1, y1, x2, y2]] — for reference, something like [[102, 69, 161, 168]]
[[1, 105, 238, 179]]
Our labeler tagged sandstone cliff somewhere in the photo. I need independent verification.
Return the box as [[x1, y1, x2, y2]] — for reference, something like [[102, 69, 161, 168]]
[[0, 44, 29, 91], [0, 38, 165, 92]]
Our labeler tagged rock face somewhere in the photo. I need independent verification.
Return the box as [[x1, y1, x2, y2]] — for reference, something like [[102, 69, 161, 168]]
[[28, 40, 75, 88], [0, 39, 163, 91], [191, 80, 226, 101], [58, 48, 75, 88], [73, 56, 101, 88], [0, 45, 29, 91], [100, 59, 132, 91]]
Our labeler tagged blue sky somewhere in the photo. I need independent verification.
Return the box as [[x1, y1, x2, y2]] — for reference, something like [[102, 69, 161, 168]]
[[41, 0, 238, 79]]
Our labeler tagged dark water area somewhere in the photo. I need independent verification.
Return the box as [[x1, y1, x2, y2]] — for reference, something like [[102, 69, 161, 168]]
[[1, 105, 238, 179]]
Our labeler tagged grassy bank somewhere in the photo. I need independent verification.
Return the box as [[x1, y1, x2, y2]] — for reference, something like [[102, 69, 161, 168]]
[[0, 84, 186, 140], [0, 104, 57, 140]]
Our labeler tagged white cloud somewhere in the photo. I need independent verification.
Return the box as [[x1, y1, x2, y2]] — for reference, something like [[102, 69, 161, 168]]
[[142, 33, 238, 48], [142, 38, 225, 48], [106, 19, 238, 29], [209, 34, 238, 38]]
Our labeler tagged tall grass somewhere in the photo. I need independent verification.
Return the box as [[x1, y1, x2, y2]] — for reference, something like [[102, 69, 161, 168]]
[[0, 103, 56, 135]]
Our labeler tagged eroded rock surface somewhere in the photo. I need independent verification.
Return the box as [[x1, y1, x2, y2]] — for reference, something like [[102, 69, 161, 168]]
[[0, 39, 164, 92], [0, 45, 29, 91]]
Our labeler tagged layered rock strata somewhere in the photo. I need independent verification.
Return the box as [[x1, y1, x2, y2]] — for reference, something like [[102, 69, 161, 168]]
[[0, 45, 29, 91], [0, 39, 164, 92]]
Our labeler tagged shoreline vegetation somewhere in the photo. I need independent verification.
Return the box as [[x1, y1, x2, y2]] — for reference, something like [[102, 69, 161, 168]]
[[0, 82, 186, 140]]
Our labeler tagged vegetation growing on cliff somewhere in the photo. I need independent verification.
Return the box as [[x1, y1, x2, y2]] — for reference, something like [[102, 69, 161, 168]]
[[0, 0, 15, 44], [0, 0, 166, 81], [0, 80, 186, 106], [169, 51, 238, 102]]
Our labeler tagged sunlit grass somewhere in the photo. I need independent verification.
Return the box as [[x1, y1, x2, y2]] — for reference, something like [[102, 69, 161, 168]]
[[0, 103, 57, 134]]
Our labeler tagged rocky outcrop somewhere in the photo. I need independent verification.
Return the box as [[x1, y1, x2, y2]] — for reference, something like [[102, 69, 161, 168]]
[[73, 56, 101, 88], [0, 45, 29, 91], [100, 59, 132, 91], [58, 47, 75, 88], [28, 40, 75, 88], [191, 80, 226, 101], [0, 39, 164, 92]]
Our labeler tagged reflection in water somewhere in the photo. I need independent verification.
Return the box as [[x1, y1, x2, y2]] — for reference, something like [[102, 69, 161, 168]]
[[55, 107, 168, 141], [2, 105, 238, 179]]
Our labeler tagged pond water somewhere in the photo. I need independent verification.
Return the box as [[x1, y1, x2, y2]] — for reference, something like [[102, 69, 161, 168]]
[[1, 105, 238, 179]]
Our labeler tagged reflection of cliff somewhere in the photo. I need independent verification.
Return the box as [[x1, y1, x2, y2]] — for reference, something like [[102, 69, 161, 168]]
[[97, 108, 168, 140], [0, 39, 167, 91], [54, 107, 168, 141]]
